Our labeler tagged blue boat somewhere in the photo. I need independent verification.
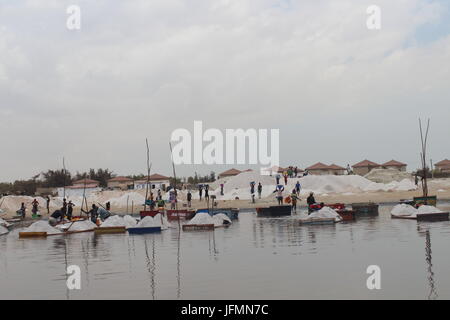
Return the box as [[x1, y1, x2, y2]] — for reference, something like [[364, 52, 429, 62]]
[[127, 227, 162, 234], [197, 208, 239, 220]]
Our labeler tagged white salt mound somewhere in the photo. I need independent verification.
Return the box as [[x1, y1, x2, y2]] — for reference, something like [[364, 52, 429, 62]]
[[23, 221, 61, 235], [303, 207, 342, 222], [101, 215, 126, 227], [212, 213, 232, 226], [418, 205, 443, 215], [136, 216, 161, 228], [57, 220, 97, 232], [391, 204, 418, 217], [187, 212, 216, 226], [123, 215, 138, 228], [364, 168, 412, 183], [0, 225, 8, 235]]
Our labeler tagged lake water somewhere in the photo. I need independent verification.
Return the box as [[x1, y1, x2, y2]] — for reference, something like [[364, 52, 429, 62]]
[[1, 203, 450, 300]]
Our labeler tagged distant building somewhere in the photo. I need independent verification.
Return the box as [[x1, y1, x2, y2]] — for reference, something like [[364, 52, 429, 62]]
[[382, 160, 407, 171], [58, 178, 101, 198], [352, 160, 381, 176], [134, 174, 171, 191], [435, 159, 450, 173], [107, 176, 134, 190], [218, 168, 242, 179], [305, 162, 332, 175], [328, 164, 347, 175]]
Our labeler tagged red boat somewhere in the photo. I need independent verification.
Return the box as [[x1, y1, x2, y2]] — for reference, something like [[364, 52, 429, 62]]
[[140, 210, 160, 219], [336, 210, 356, 221], [166, 210, 196, 221]]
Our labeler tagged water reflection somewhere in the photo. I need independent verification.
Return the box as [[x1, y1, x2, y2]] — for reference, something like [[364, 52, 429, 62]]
[[143, 237, 156, 300]]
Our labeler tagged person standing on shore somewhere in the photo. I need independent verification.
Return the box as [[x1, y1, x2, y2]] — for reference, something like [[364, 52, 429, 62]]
[[61, 198, 67, 219], [295, 181, 301, 196], [31, 199, 39, 217], [46, 196, 51, 214], [67, 201, 75, 220], [274, 185, 284, 205], [291, 189, 299, 212], [257, 183, 262, 199], [187, 190, 192, 208], [220, 184, 224, 196], [283, 171, 288, 185], [198, 185, 203, 201], [275, 174, 281, 185], [205, 185, 210, 201]]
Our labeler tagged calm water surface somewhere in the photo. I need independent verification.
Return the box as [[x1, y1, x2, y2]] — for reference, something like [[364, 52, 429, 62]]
[[1, 203, 450, 300]]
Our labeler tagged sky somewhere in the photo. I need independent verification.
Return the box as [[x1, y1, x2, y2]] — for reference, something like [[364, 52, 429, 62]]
[[0, 0, 449, 182]]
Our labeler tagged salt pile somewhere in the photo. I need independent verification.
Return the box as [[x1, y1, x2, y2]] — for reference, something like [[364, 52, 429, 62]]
[[418, 205, 442, 215], [22, 221, 61, 235], [135, 214, 170, 230], [303, 207, 342, 222], [107, 193, 145, 207], [390, 204, 443, 218], [0, 225, 8, 235], [186, 212, 217, 226], [57, 220, 97, 232], [208, 171, 418, 200], [364, 169, 412, 183], [391, 204, 418, 217], [123, 215, 138, 228], [212, 213, 232, 226], [136, 216, 161, 228], [100, 215, 127, 228]]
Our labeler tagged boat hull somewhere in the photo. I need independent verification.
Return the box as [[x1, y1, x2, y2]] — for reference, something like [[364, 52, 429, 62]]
[[351, 203, 379, 216], [94, 226, 126, 234], [166, 210, 196, 221], [256, 205, 292, 217], [417, 212, 449, 222], [182, 224, 215, 231], [299, 218, 336, 225], [128, 227, 162, 234], [413, 196, 437, 207]]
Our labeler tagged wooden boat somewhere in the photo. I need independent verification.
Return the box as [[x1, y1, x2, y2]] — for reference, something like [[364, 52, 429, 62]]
[[299, 218, 336, 225], [256, 205, 292, 217], [417, 212, 449, 222], [337, 210, 355, 221], [391, 214, 417, 220], [182, 224, 215, 231], [413, 196, 437, 207], [351, 202, 379, 216], [140, 210, 160, 219], [127, 226, 162, 234], [94, 226, 126, 234], [166, 209, 196, 221], [19, 232, 48, 238]]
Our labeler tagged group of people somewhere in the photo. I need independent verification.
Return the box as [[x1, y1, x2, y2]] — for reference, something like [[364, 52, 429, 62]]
[[198, 184, 210, 201]]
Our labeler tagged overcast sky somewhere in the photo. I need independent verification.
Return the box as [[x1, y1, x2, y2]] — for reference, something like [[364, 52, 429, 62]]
[[1, 0, 449, 182]]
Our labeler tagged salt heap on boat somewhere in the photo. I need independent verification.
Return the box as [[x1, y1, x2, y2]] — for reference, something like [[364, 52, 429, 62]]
[[101, 215, 139, 229], [136, 214, 171, 230], [186, 212, 231, 227], [56, 220, 97, 232], [391, 204, 443, 218], [300, 207, 342, 222], [22, 221, 61, 235]]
